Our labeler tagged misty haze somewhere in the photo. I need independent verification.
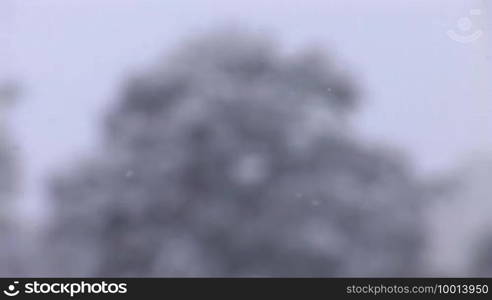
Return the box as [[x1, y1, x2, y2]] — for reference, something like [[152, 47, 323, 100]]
[[1, 0, 491, 277]]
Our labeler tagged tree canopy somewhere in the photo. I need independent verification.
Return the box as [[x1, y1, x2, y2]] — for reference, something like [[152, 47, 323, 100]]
[[47, 31, 426, 276]]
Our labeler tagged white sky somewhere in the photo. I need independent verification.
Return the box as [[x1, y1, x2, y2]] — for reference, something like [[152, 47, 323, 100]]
[[1, 0, 491, 219]]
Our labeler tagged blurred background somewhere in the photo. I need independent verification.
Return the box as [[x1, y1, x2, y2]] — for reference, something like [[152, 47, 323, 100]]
[[1, 0, 491, 276]]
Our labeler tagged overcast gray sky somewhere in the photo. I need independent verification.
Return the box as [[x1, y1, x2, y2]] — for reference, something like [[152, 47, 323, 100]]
[[1, 0, 491, 219]]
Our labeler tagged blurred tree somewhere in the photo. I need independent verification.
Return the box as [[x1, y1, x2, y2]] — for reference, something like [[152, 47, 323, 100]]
[[47, 31, 426, 276], [471, 235, 492, 276], [0, 81, 20, 276], [437, 158, 492, 276]]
